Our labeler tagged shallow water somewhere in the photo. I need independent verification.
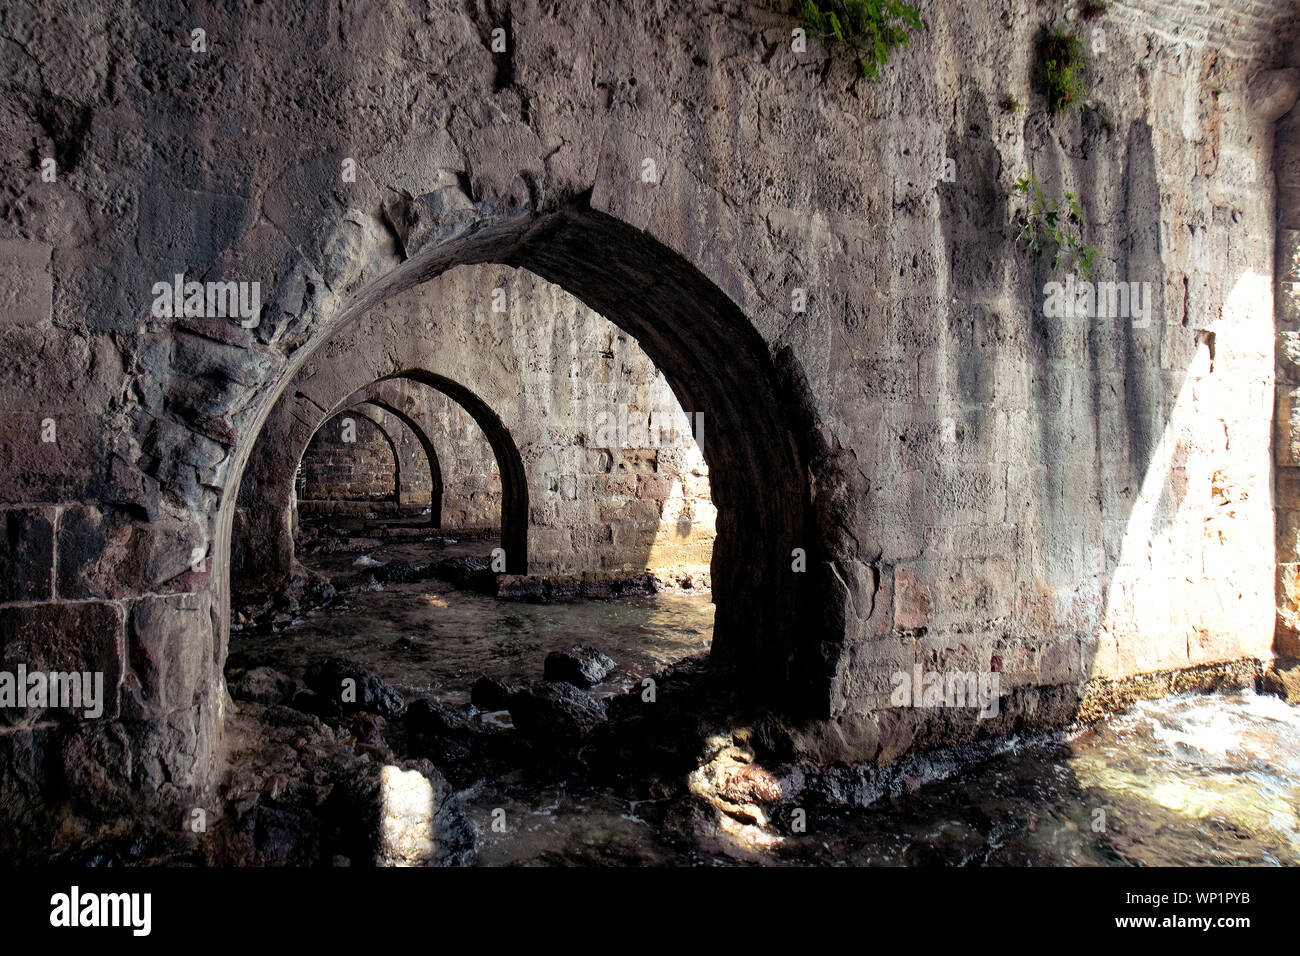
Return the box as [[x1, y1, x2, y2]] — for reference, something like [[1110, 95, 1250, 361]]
[[229, 536, 714, 709], [771, 691, 1300, 867], [456, 692, 1300, 867], [231, 537, 1300, 867]]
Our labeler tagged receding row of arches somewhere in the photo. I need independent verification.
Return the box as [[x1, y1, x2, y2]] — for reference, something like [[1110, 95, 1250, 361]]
[[296, 401, 444, 520], [233, 368, 531, 589], [221, 207, 840, 721]]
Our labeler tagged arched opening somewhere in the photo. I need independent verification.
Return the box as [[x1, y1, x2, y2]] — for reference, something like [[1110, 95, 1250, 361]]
[[349, 397, 446, 529], [298, 406, 405, 506], [292, 397, 448, 561], [219, 203, 834, 725], [376, 370, 528, 574], [234, 369, 528, 591], [227, 269, 724, 724]]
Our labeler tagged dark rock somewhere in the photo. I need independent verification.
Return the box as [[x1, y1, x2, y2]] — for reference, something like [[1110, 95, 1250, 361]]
[[231, 562, 336, 630], [470, 675, 517, 711], [495, 575, 549, 601], [506, 681, 608, 745], [283, 564, 337, 609], [303, 657, 405, 718], [347, 712, 389, 749], [290, 688, 326, 716], [228, 665, 300, 706], [230, 803, 323, 867], [1263, 657, 1300, 704], [403, 699, 475, 766], [544, 644, 617, 688], [371, 560, 435, 584], [433, 555, 497, 594], [405, 698, 470, 739], [325, 757, 475, 866]]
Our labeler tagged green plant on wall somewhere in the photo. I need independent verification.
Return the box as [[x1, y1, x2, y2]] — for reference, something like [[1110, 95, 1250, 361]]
[[1014, 174, 1098, 277], [1036, 26, 1087, 114], [794, 0, 924, 79]]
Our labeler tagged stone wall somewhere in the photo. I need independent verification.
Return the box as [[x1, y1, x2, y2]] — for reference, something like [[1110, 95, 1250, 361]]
[[300, 410, 401, 503], [0, 0, 1296, 839], [1273, 56, 1300, 660]]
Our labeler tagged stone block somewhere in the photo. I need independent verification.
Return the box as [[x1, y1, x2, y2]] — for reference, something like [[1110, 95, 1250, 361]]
[[893, 565, 930, 631], [635, 474, 673, 499], [57, 505, 202, 600], [123, 592, 214, 719], [0, 240, 52, 326], [0, 602, 122, 724], [0, 508, 54, 602]]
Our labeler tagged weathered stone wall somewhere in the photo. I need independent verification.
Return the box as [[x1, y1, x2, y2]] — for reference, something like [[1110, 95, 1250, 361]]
[[297, 402, 439, 512], [1273, 56, 1300, 660], [300, 410, 400, 503], [0, 0, 1296, 839]]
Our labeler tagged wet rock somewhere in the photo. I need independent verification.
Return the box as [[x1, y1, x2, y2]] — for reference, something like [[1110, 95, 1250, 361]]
[[493, 571, 660, 603], [471, 675, 517, 711], [284, 564, 337, 610], [506, 681, 608, 745], [371, 560, 436, 584], [544, 644, 617, 688], [303, 657, 406, 718], [405, 698, 470, 739], [231, 563, 336, 630], [228, 666, 300, 706], [1263, 658, 1300, 704], [433, 555, 497, 594], [495, 576, 547, 600], [403, 699, 475, 764]]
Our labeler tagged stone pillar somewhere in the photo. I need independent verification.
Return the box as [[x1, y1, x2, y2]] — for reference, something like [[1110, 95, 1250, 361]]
[[1271, 68, 1300, 658]]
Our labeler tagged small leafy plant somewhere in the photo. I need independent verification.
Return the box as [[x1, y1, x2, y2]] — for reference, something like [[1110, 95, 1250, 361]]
[[1014, 174, 1098, 277], [1036, 27, 1087, 115], [794, 0, 924, 79]]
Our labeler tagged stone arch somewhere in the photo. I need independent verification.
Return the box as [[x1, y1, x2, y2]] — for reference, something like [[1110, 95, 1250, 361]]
[[351, 397, 445, 526], [234, 366, 528, 584], [299, 405, 403, 503], [219, 201, 841, 715], [334, 376, 523, 566]]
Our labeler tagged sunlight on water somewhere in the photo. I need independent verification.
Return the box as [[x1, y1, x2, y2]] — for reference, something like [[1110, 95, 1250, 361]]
[[1065, 692, 1300, 864]]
